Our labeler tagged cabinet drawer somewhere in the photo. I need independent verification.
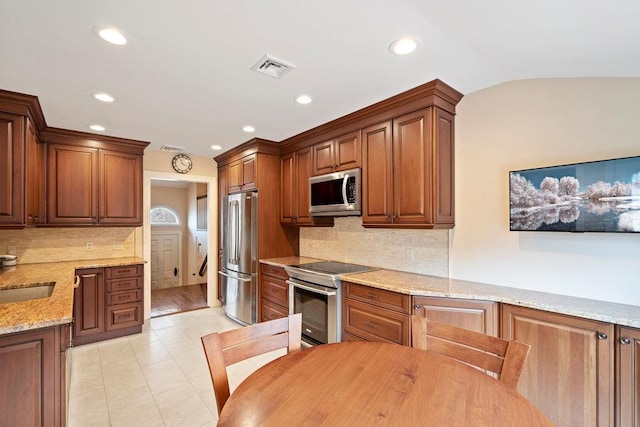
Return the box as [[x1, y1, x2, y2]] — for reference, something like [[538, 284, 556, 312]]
[[105, 265, 142, 279], [342, 332, 368, 342], [261, 264, 288, 280], [261, 299, 288, 322], [105, 302, 142, 331], [344, 282, 411, 314], [262, 275, 289, 307], [105, 277, 142, 292], [343, 298, 410, 345], [106, 289, 143, 306]]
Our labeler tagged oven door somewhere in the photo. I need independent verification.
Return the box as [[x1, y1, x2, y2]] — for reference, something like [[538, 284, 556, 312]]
[[287, 279, 340, 346]]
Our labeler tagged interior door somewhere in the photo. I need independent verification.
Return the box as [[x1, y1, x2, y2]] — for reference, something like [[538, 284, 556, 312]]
[[150, 233, 180, 289]]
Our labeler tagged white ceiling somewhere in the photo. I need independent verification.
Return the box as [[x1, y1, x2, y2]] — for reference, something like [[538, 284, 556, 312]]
[[1, 0, 639, 158]]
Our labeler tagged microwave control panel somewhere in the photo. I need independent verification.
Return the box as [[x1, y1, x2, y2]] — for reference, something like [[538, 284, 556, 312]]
[[346, 176, 357, 203]]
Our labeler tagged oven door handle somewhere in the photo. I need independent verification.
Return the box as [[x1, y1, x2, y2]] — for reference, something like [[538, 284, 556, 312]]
[[287, 280, 337, 297]]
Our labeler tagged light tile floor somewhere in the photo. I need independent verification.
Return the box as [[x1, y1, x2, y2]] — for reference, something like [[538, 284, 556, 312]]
[[68, 307, 286, 426]]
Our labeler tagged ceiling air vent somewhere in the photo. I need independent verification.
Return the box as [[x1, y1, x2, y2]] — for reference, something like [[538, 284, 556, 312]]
[[250, 54, 296, 79], [160, 144, 186, 152]]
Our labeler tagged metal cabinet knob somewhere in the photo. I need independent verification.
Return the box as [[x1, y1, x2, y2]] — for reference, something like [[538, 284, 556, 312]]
[[597, 332, 608, 340], [620, 338, 631, 345]]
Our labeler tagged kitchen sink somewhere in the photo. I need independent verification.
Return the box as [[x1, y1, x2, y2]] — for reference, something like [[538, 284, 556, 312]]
[[0, 283, 55, 304]]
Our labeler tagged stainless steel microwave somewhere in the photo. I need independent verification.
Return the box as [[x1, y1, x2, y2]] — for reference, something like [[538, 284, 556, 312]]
[[309, 168, 361, 216]]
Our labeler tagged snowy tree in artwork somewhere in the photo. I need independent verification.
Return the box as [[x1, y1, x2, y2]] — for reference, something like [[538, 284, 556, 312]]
[[558, 176, 579, 196]]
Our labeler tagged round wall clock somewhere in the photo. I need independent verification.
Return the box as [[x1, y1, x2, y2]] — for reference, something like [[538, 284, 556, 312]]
[[172, 153, 193, 174]]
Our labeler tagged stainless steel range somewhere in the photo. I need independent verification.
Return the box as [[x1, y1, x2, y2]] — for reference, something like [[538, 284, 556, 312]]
[[284, 261, 375, 346]]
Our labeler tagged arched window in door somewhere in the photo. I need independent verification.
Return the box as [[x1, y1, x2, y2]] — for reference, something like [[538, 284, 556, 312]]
[[150, 205, 181, 225]]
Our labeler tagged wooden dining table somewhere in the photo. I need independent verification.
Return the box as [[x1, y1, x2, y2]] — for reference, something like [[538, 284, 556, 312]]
[[217, 341, 553, 426]]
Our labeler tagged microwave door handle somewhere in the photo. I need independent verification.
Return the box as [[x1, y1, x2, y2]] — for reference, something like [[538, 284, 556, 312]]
[[286, 280, 337, 297], [342, 174, 348, 206]]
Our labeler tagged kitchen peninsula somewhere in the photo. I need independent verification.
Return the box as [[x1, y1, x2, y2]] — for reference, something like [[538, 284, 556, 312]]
[[262, 256, 639, 426]]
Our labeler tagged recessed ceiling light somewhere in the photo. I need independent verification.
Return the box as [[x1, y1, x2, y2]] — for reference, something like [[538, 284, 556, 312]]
[[93, 26, 128, 46], [89, 124, 106, 132], [242, 126, 256, 133], [211, 145, 222, 150], [92, 92, 114, 103], [295, 95, 313, 105], [389, 37, 420, 55]]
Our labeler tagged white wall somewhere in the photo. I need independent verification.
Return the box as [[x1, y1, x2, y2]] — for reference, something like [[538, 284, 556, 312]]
[[451, 78, 640, 306]]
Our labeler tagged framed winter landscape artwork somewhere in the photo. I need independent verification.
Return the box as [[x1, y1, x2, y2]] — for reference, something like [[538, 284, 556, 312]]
[[509, 156, 640, 233]]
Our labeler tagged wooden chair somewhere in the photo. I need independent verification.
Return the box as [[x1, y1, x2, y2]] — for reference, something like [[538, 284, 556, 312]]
[[411, 316, 530, 389], [201, 313, 302, 414]]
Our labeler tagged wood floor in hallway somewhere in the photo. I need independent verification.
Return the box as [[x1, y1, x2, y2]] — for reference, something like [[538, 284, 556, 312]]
[[151, 283, 208, 318]]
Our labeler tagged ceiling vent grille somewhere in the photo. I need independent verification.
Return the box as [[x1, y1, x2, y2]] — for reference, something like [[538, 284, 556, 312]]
[[160, 144, 186, 152], [250, 54, 296, 79]]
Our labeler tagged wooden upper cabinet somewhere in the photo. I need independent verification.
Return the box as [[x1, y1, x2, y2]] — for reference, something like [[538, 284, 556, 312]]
[[99, 150, 142, 225], [47, 144, 98, 225], [47, 143, 144, 226], [281, 147, 333, 227], [229, 153, 257, 193], [0, 112, 25, 226], [26, 121, 45, 225], [361, 120, 393, 225], [616, 325, 640, 427], [501, 304, 614, 427], [312, 131, 360, 176], [362, 107, 455, 228]]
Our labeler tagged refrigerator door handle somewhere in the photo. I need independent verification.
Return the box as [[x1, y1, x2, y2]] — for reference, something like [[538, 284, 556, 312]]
[[219, 270, 252, 282]]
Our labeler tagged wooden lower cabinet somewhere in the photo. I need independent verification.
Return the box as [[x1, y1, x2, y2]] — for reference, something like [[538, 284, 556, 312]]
[[412, 296, 498, 336], [260, 264, 289, 322], [0, 324, 70, 426], [617, 325, 640, 426], [74, 264, 144, 345], [501, 304, 614, 427], [342, 282, 411, 345]]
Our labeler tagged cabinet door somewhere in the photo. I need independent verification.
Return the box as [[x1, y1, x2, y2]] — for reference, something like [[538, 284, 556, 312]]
[[73, 268, 105, 337], [393, 108, 432, 225], [361, 121, 393, 225], [433, 108, 455, 225], [0, 327, 58, 426], [334, 131, 360, 171], [241, 154, 257, 191], [312, 139, 335, 176], [47, 144, 99, 224], [413, 296, 497, 336], [26, 120, 45, 225], [294, 147, 314, 225], [501, 304, 614, 427], [280, 152, 295, 224], [617, 326, 640, 427], [0, 112, 25, 226], [228, 160, 241, 193], [99, 150, 142, 225]]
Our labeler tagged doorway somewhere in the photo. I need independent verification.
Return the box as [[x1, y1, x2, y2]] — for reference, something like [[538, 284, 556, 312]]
[[143, 171, 217, 320]]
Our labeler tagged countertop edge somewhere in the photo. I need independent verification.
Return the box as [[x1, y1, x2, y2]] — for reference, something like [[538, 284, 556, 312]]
[[261, 257, 640, 329]]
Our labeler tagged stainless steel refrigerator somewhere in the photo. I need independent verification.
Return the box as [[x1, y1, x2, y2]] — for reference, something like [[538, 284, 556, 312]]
[[219, 191, 258, 325]]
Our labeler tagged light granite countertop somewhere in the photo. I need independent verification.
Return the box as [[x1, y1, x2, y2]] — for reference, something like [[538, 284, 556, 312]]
[[0, 257, 145, 335], [261, 257, 640, 329]]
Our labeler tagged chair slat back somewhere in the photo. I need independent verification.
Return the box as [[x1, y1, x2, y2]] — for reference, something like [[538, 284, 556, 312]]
[[411, 315, 530, 389], [201, 313, 302, 414]]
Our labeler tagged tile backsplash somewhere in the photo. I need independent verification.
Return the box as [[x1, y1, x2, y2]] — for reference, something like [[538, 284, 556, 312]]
[[0, 228, 138, 264], [300, 217, 449, 276]]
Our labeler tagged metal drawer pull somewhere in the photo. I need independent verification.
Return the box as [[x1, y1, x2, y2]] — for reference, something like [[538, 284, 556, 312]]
[[597, 332, 608, 340], [365, 321, 379, 329], [74, 275, 80, 288], [366, 292, 379, 300], [620, 338, 631, 345]]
